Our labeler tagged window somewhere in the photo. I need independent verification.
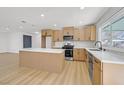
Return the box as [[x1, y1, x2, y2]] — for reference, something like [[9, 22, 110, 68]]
[[101, 16, 124, 49], [23, 35, 32, 48]]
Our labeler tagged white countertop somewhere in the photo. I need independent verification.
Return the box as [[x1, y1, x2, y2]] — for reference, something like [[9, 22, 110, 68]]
[[20, 48, 64, 53], [86, 48, 124, 64]]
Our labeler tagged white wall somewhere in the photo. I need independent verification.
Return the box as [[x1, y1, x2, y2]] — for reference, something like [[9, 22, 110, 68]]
[[7, 32, 22, 53], [7, 31, 41, 53], [32, 33, 41, 48], [0, 31, 41, 53], [0, 32, 8, 53]]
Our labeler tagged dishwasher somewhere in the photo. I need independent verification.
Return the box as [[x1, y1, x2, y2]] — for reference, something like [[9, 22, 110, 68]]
[[88, 52, 93, 82]]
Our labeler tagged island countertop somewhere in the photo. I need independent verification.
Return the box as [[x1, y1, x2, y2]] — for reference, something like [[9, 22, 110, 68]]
[[20, 48, 64, 53]]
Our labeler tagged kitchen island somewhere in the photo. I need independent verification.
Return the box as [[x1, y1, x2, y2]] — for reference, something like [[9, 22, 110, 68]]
[[19, 48, 65, 73]]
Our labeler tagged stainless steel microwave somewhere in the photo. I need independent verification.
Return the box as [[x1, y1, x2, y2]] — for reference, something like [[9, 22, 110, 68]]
[[63, 36, 73, 41]]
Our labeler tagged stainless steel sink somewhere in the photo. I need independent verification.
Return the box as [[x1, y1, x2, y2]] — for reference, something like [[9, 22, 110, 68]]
[[89, 49, 101, 51]]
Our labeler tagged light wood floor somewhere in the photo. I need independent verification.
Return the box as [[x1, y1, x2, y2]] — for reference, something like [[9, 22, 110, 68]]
[[0, 53, 91, 85]]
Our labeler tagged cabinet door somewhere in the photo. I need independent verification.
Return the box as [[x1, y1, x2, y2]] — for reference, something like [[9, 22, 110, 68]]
[[53, 30, 63, 42], [74, 49, 86, 61], [42, 30, 47, 36], [79, 49, 86, 61], [73, 49, 77, 61], [46, 29, 53, 36], [84, 49, 87, 62], [93, 58, 102, 85], [58, 30, 63, 41], [73, 49, 79, 61], [84, 26, 91, 40], [74, 28, 80, 41], [79, 27, 85, 41], [63, 27, 74, 36], [90, 25, 96, 41], [41, 36, 46, 48]]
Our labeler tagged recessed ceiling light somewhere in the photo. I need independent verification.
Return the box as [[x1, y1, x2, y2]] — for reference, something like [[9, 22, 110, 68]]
[[53, 24, 57, 27], [80, 21, 82, 24], [80, 7, 85, 10], [41, 14, 44, 17], [34, 32, 39, 34], [6, 27, 9, 30]]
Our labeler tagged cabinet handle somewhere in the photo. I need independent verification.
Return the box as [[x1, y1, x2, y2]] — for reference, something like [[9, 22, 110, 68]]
[[67, 32, 69, 34]]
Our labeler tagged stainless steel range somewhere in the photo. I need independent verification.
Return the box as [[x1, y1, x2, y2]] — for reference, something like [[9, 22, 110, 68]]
[[62, 42, 74, 61]]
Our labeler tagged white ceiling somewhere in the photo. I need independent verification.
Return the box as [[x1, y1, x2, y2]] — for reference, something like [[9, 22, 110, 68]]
[[0, 7, 109, 33]]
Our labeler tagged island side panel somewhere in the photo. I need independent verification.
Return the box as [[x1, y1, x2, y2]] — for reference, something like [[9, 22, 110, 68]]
[[19, 51, 65, 73], [103, 63, 124, 85]]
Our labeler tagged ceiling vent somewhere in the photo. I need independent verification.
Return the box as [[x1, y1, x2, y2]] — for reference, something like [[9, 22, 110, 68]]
[[21, 20, 27, 23]]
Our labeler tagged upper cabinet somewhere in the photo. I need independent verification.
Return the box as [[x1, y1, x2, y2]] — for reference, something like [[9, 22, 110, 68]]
[[41, 25, 96, 42], [42, 29, 53, 36], [84, 26, 91, 40], [90, 25, 96, 41], [53, 30, 63, 42], [74, 27, 85, 41], [63, 26, 74, 36], [74, 28, 80, 41], [84, 25, 96, 41], [74, 25, 96, 41]]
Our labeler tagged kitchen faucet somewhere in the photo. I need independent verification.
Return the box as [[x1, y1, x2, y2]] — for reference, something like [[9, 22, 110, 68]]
[[95, 41, 102, 50]]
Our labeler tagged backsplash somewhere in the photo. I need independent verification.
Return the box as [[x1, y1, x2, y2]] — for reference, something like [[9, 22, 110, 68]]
[[54, 41, 95, 48]]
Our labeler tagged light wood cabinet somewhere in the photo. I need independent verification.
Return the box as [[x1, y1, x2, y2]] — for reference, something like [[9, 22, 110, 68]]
[[90, 25, 96, 41], [74, 25, 96, 41], [41, 36, 46, 48], [73, 48, 86, 61], [74, 27, 85, 41], [41, 25, 96, 47], [93, 57, 102, 85], [74, 28, 80, 41], [42, 30, 47, 36], [73, 49, 79, 61], [53, 30, 63, 42], [84, 26, 91, 40], [63, 26, 74, 36], [41, 29, 53, 48], [46, 30, 53, 36], [41, 29, 53, 36], [84, 25, 96, 41]]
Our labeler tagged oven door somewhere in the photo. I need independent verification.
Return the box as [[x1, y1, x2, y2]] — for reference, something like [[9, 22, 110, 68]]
[[65, 49, 73, 57]]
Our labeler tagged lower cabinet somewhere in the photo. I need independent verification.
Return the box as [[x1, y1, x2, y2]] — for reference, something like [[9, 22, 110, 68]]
[[93, 57, 102, 85], [73, 48, 86, 62]]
